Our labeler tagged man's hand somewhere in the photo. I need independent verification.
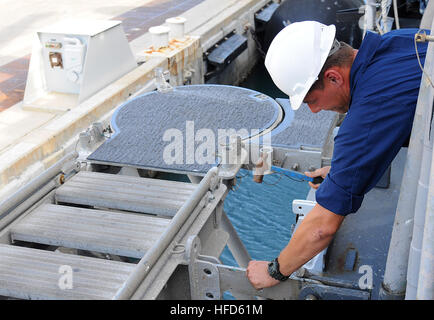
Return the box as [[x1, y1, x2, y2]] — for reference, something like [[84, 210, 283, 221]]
[[246, 260, 280, 290], [305, 166, 331, 189]]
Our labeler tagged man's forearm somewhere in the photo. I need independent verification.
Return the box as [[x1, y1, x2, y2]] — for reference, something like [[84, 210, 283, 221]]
[[277, 203, 344, 276], [246, 204, 344, 289]]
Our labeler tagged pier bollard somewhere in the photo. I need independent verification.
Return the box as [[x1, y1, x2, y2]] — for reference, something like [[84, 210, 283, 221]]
[[149, 26, 170, 49], [166, 17, 187, 40]]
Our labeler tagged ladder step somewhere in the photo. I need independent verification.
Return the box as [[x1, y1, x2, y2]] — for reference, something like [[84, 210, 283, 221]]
[[0, 244, 135, 300], [11, 204, 171, 258], [55, 171, 197, 217]]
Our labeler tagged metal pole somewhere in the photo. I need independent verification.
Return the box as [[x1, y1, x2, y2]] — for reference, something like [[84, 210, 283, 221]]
[[0, 178, 59, 231], [393, 0, 400, 29], [0, 152, 78, 219], [380, 29, 434, 299], [420, 0, 434, 30], [416, 149, 434, 299], [406, 123, 432, 299], [379, 99, 424, 299], [364, 0, 377, 36], [221, 211, 251, 268], [381, 0, 392, 33], [405, 21, 434, 300], [416, 29, 434, 300], [113, 167, 219, 300]]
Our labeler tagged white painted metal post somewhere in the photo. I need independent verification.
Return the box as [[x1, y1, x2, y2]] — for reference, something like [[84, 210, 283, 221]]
[[364, 0, 377, 36], [380, 27, 434, 299], [416, 144, 434, 299], [416, 24, 434, 299], [405, 21, 434, 300]]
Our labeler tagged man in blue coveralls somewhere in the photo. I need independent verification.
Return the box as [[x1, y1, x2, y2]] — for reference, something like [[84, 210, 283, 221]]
[[246, 21, 429, 289]]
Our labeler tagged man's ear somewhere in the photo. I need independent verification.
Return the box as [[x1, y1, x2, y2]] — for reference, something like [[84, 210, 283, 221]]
[[324, 68, 343, 86]]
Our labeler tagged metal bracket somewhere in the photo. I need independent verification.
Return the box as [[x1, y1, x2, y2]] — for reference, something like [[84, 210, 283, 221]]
[[206, 33, 247, 68], [209, 176, 221, 192], [192, 259, 222, 300], [254, 2, 280, 25], [299, 284, 370, 300], [184, 234, 369, 300], [415, 32, 434, 43], [183, 237, 297, 300], [204, 31, 248, 81], [185, 234, 254, 300], [282, 149, 322, 174], [185, 235, 201, 263], [185, 235, 222, 300], [292, 199, 317, 218]]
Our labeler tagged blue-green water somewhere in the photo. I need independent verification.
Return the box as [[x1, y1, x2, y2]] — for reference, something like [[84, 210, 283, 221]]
[[220, 169, 309, 265]]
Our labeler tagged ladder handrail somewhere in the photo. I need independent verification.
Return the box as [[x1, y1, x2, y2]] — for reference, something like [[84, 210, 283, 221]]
[[0, 151, 78, 229], [113, 167, 220, 300]]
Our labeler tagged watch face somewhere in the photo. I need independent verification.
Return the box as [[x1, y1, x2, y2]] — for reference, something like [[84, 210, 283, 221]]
[[268, 258, 289, 281], [268, 259, 278, 277]]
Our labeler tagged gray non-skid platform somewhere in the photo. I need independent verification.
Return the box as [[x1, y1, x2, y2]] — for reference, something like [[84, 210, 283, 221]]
[[88, 85, 281, 175], [0, 244, 135, 300], [270, 99, 338, 149]]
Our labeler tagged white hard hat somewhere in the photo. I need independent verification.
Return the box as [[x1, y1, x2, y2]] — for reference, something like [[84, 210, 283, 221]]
[[265, 21, 336, 110]]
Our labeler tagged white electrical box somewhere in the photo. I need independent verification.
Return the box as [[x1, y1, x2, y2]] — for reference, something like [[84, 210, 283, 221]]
[[23, 20, 137, 112]]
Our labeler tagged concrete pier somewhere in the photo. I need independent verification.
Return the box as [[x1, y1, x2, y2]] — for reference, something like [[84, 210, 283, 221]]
[[0, 0, 273, 200]]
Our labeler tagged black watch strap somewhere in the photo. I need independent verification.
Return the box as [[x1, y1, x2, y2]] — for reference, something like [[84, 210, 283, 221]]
[[267, 258, 290, 281]]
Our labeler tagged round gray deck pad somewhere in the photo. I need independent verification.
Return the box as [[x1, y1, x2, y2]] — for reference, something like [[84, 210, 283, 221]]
[[270, 99, 338, 149], [88, 85, 281, 175]]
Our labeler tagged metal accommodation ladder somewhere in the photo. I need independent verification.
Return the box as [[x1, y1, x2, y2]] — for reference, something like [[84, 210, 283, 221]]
[[0, 166, 249, 300]]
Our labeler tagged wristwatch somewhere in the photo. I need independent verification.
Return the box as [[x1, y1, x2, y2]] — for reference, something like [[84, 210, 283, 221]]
[[267, 258, 290, 281]]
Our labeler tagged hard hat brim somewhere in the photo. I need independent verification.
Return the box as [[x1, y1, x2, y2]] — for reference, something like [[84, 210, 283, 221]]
[[289, 95, 304, 111]]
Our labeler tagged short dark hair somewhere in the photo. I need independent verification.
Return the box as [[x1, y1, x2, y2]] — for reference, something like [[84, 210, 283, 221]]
[[308, 41, 354, 92]]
